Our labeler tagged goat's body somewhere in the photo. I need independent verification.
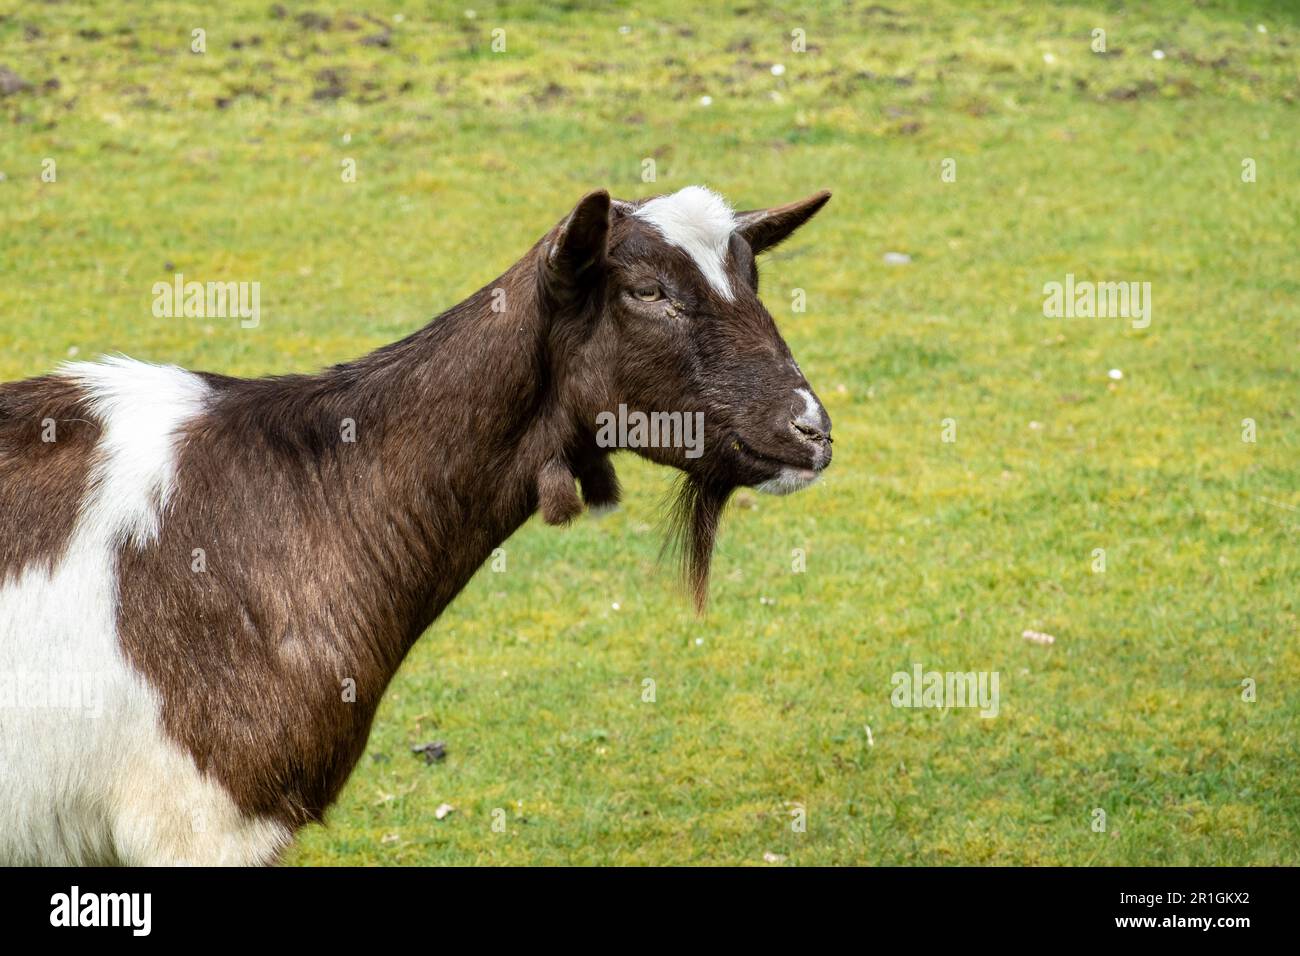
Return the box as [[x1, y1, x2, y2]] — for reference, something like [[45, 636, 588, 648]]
[[0, 361, 291, 864], [0, 287, 548, 863]]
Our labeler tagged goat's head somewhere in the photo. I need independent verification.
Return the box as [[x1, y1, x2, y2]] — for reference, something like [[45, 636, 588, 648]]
[[537, 185, 833, 607]]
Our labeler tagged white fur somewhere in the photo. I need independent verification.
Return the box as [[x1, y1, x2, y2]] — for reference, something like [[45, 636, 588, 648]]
[[635, 186, 737, 300], [757, 467, 821, 496], [0, 357, 289, 865], [794, 388, 820, 423]]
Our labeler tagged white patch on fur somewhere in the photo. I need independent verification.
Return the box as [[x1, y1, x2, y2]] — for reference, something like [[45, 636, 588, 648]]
[[62, 356, 208, 546], [634, 185, 737, 300], [794, 388, 820, 423], [0, 356, 290, 865], [756, 467, 821, 496]]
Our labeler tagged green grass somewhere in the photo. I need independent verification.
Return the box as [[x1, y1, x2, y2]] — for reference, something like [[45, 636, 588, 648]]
[[1, 1, 1296, 865]]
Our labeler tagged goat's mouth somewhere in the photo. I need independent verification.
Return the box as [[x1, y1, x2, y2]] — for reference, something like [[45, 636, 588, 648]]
[[729, 433, 824, 494]]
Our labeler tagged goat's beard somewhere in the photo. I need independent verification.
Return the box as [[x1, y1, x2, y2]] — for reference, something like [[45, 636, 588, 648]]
[[664, 473, 735, 613]]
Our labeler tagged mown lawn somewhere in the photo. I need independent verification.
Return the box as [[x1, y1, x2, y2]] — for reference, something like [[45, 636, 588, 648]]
[[1, 0, 1296, 865]]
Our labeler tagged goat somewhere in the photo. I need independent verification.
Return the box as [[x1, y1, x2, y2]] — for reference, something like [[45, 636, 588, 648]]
[[0, 185, 833, 865]]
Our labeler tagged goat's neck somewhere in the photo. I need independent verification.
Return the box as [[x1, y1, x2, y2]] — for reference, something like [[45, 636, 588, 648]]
[[323, 274, 591, 658]]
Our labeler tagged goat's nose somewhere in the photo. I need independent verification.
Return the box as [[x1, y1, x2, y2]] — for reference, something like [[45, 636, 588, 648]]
[[790, 390, 832, 445], [791, 418, 831, 445], [790, 387, 832, 447]]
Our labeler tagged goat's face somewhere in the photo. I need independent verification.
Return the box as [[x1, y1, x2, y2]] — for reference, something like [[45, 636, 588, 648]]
[[540, 186, 833, 606], [544, 185, 833, 495]]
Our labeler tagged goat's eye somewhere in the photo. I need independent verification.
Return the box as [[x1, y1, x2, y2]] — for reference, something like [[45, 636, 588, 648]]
[[632, 284, 663, 302]]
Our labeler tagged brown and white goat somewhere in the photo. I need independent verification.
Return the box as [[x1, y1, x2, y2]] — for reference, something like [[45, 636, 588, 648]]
[[0, 185, 832, 865]]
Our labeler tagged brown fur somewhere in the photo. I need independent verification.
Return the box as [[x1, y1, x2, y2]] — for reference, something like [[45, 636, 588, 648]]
[[0, 376, 102, 583]]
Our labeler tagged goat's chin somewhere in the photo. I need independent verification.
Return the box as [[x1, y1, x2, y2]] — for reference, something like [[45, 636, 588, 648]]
[[755, 466, 821, 496]]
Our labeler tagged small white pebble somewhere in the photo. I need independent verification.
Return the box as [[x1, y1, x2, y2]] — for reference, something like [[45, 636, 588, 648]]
[[694, 637, 704, 646], [1152, 49, 1165, 60], [883, 251, 912, 265], [1029, 420, 1043, 430], [67, 346, 79, 357], [342, 132, 352, 144], [1108, 368, 1123, 380], [1042, 52, 1056, 64], [434, 803, 455, 820], [464, 9, 477, 19], [771, 63, 786, 76], [762, 851, 786, 863], [611, 602, 620, 611], [1257, 24, 1268, 34], [699, 95, 713, 106], [618, 25, 631, 35]]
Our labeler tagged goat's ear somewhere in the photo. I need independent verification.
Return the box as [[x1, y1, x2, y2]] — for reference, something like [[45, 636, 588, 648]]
[[735, 190, 831, 255], [542, 189, 611, 304]]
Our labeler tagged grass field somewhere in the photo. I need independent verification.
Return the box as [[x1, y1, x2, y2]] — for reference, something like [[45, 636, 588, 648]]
[[1, 1, 1296, 865]]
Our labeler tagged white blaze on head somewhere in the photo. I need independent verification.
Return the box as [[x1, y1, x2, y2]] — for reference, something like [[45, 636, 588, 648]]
[[633, 185, 737, 301]]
